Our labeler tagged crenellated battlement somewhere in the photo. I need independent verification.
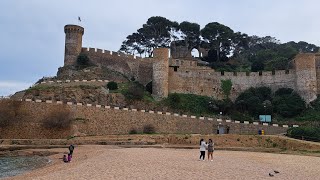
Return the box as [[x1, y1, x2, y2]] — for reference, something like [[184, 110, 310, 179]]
[[81, 47, 144, 61], [172, 66, 294, 79], [64, 24, 84, 35]]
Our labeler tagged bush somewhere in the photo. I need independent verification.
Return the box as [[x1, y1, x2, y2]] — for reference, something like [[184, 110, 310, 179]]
[[168, 93, 181, 107], [0, 100, 23, 127], [107, 81, 118, 90], [274, 88, 293, 96], [129, 128, 138, 134], [77, 53, 90, 66], [124, 83, 144, 100], [287, 126, 320, 142], [273, 91, 305, 118], [42, 106, 73, 129], [235, 87, 272, 117], [220, 79, 232, 99], [230, 111, 252, 121], [143, 124, 156, 134], [166, 93, 214, 115]]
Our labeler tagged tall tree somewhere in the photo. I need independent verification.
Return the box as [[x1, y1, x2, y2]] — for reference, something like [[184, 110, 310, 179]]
[[178, 21, 201, 50], [201, 22, 235, 62], [119, 16, 178, 57]]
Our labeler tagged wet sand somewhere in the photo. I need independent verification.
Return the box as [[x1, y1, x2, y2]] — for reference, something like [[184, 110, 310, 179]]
[[8, 145, 320, 180]]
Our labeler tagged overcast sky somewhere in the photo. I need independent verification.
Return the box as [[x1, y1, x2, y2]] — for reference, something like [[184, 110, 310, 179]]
[[1, 0, 320, 96]]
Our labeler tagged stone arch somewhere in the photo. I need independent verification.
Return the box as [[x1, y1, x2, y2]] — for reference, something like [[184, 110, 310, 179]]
[[191, 48, 200, 58]]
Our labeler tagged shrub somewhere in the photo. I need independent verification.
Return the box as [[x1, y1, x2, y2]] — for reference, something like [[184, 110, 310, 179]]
[[230, 111, 252, 121], [42, 106, 73, 129], [273, 91, 305, 118], [220, 79, 232, 99], [124, 83, 144, 100], [107, 81, 118, 90], [77, 53, 90, 66], [166, 93, 215, 115], [275, 88, 293, 96], [129, 128, 138, 134], [143, 124, 156, 134], [0, 100, 22, 127], [287, 126, 320, 142], [168, 93, 181, 107]]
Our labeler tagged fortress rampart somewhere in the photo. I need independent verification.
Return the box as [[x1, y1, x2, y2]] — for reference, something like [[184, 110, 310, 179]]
[[80, 47, 153, 85], [169, 67, 297, 100], [63, 24, 320, 103], [0, 100, 289, 139]]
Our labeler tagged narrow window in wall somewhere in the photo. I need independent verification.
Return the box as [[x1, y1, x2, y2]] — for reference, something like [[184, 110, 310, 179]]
[[285, 70, 289, 74], [272, 70, 275, 75], [174, 66, 178, 72], [259, 71, 262, 76], [221, 71, 225, 76]]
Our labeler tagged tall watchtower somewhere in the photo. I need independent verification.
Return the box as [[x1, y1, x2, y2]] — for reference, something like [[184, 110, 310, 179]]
[[294, 53, 317, 103], [64, 24, 84, 66], [152, 48, 169, 99]]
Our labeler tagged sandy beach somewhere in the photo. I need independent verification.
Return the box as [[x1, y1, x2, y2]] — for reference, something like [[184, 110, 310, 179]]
[[7, 145, 320, 180]]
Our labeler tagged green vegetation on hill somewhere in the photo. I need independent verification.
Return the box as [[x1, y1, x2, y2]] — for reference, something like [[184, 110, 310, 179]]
[[163, 93, 214, 116], [108, 81, 154, 102]]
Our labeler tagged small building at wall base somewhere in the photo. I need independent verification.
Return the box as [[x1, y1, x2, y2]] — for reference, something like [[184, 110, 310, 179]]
[[63, 24, 320, 103]]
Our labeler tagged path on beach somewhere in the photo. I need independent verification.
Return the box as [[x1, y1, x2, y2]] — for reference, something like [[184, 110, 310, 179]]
[[10, 145, 320, 180]]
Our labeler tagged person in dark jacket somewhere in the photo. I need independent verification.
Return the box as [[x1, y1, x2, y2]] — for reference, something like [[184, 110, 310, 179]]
[[69, 144, 75, 156]]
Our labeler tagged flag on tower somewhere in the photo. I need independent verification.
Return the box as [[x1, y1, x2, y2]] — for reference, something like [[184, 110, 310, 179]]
[[78, 16, 81, 22]]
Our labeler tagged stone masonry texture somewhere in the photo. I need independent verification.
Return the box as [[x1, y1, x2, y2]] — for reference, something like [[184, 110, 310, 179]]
[[0, 102, 287, 139], [63, 24, 320, 102]]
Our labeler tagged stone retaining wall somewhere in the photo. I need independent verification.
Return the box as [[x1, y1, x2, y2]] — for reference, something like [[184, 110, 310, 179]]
[[0, 100, 292, 139]]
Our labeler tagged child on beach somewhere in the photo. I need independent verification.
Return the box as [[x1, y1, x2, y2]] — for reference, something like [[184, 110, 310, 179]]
[[68, 153, 72, 162], [63, 155, 69, 163], [199, 139, 207, 161], [207, 139, 214, 161]]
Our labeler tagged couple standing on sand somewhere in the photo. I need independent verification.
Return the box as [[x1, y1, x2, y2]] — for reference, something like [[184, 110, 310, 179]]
[[199, 139, 214, 161]]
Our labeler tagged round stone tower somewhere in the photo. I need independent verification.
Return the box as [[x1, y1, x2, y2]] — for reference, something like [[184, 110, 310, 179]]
[[152, 48, 169, 100], [64, 24, 84, 66]]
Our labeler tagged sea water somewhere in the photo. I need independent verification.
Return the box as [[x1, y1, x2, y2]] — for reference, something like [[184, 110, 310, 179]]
[[0, 156, 50, 178]]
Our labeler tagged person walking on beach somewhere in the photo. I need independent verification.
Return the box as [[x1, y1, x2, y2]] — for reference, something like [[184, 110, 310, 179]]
[[199, 139, 207, 161], [69, 144, 75, 156], [207, 139, 214, 161]]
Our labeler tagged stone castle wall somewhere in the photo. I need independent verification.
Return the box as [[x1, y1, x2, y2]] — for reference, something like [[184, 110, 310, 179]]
[[80, 48, 153, 86], [0, 101, 288, 139], [169, 67, 297, 100]]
